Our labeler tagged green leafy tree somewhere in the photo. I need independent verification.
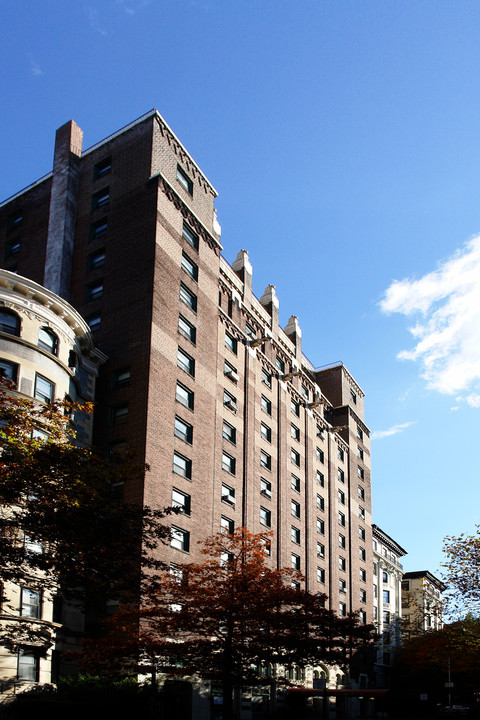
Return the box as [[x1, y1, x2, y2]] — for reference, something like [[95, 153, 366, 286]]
[[81, 528, 375, 720]]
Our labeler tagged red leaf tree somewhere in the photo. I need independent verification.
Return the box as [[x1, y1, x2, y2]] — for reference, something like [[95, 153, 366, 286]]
[[82, 528, 375, 720]]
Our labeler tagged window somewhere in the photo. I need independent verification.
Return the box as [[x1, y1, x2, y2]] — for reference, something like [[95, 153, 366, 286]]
[[316, 518, 325, 535], [181, 252, 198, 281], [261, 368, 272, 387], [338, 447, 344, 461], [350, 389, 357, 404], [316, 448, 324, 463], [177, 165, 193, 195], [339, 534, 346, 549], [176, 381, 194, 410], [87, 312, 101, 331], [177, 347, 195, 377], [5, 237, 20, 258], [178, 315, 196, 344], [90, 218, 108, 241], [339, 579, 347, 593], [290, 448, 300, 466], [301, 384, 309, 400], [339, 556, 346, 571], [179, 283, 197, 312], [225, 332, 238, 355], [357, 446, 364, 460], [174, 416, 193, 444], [171, 526, 190, 552], [291, 474, 300, 492], [0, 309, 20, 336], [291, 423, 300, 441], [339, 602, 347, 617], [173, 452, 192, 479], [316, 424, 324, 439], [317, 567, 325, 584], [402, 580, 410, 592], [224, 360, 239, 382], [382, 571, 388, 583], [223, 421, 236, 444], [245, 322, 256, 338], [261, 395, 271, 415], [221, 516, 234, 535], [360, 568, 367, 582], [338, 511, 345, 527], [383, 611, 391, 625], [291, 526, 300, 544], [263, 537, 272, 556], [358, 485, 365, 500], [360, 589, 367, 603], [260, 477, 272, 498], [383, 590, 390, 604], [17, 650, 39, 682], [260, 422, 271, 442], [222, 452, 236, 475], [357, 426, 364, 441], [359, 506, 365, 520], [276, 356, 285, 373], [172, 488, 191, 515], [92, 187, 110, 210], [291, 553, 300, 570], [359, 547, 366, 561], [317, 471, 324, 487], [94, 156, 112, 180], [34, 374, 54, 403], [337, 468, 345, 483], [260, 450, 271, 470], [20, 588, 41, 618], [338, 489, 345, 504], [260, 507, 271, 527], [291, 399, 300, 417], [88, 247, 106, 271], [291, 500, 300, 518], [358, 466, 365, 480], [221, 484, 235, 505], [7, 210, 22, 231], [223, 390, 238, 412], [0, 359, 18, 383], [25, 326, 45, 369], [182, 222, 199, 250], [317, 542, 325, 558], [85, 280, 103, 301], [359, 527, 366, 541]]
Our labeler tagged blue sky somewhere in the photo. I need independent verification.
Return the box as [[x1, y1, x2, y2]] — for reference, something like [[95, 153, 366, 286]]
[[2, 0, 480, 576]]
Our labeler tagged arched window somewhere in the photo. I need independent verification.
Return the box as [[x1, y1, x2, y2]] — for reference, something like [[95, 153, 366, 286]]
[[38, 327, 58, 355], [0, 309, 20, 336]]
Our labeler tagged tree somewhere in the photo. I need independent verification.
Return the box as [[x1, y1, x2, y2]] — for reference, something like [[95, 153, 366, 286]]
[[443, 526, 480, 618], [392, 618, 480, 711], [0, 384, 175, 658], [81, 528, 375, 720]]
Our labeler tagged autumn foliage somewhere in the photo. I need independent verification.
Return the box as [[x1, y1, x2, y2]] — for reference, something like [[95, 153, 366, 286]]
[[0, 385, 174, 652], [81, 528, 374, 720]]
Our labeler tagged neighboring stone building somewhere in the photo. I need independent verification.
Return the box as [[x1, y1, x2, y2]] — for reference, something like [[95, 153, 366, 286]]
[[0, 269, 104, 693], [0, 111, 374, 695], [401, 570, 445, 637], [372, 525, 406, 687]]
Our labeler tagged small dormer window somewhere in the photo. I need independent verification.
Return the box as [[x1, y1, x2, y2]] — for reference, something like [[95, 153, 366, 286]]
[[38, 327, 58, 355]]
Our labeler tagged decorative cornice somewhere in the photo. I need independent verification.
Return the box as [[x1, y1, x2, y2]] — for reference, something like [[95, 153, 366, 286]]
[[348, 407, 370, 437], [218, 310, 245, 342], [154, 173, 221, 255]]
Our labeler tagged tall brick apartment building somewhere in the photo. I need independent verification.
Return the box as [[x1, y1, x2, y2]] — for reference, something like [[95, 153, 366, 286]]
[[0, 110, 373, 626]]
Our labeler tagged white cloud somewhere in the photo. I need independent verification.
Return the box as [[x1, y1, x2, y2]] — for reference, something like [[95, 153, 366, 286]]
[[371, 421, 416, 440], [380, 235, 480, 405], [27, 54, 44, 77], [84, 6, 107, 36]]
